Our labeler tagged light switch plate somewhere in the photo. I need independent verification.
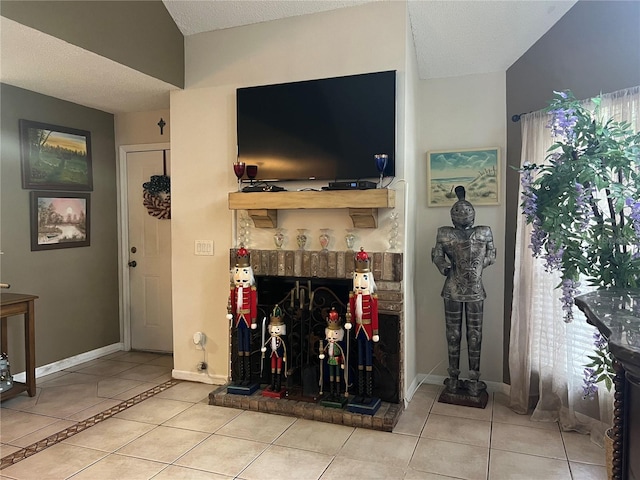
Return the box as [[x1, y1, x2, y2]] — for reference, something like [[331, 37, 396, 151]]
[[194, 240, 214, 256]]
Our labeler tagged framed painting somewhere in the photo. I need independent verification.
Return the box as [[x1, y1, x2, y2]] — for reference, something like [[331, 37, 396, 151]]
[[20, 120, 93, 191], [30, 191, 90, 251], [427, 147, 500, 207]]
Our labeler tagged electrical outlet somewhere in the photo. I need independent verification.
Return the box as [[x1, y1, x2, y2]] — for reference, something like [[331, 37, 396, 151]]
[[194, 240, 214, 256], [197, 361, 207, 371], [193, 332, 205, 350]]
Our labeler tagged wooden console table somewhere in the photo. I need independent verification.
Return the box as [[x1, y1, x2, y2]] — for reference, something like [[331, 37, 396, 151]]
[[1, 293, 38, 401]]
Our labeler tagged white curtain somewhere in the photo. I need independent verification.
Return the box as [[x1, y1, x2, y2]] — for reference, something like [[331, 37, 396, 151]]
[[509, 86, 640, 444]]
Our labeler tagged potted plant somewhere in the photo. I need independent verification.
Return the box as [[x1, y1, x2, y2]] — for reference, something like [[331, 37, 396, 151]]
[[518, 90, 640, 475]]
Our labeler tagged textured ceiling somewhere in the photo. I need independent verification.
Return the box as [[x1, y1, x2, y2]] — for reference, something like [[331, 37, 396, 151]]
[[0, 0, 576, 114]]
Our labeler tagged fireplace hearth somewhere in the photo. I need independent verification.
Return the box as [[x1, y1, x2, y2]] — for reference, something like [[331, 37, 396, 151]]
[[210, 248, 404, 431]]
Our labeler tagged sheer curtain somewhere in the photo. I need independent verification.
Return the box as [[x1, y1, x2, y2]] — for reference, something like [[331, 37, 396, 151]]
[[509, 86, 640, 443]]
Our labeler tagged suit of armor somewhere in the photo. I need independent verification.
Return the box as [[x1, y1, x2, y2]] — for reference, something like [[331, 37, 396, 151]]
[[432, 187, 496, 396]]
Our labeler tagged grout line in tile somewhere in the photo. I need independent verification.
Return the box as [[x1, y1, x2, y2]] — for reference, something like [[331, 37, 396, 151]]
[[0, 379, 181, 470]]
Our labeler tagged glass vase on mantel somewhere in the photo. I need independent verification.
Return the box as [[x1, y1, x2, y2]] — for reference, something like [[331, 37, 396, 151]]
[[296, 229, 308, 250], [319, 229, 330, 251], [345, 229, 356, 251], [273, 228, 285, 250]]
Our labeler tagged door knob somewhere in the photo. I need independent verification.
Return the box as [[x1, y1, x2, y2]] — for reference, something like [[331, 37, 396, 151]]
[[128, 260, 137, 267]]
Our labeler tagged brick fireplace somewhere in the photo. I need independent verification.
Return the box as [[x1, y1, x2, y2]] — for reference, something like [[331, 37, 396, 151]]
[[209, 248, 405, 431]]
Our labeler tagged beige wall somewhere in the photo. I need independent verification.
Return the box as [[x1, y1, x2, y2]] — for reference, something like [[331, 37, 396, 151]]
[[171, 2, 413, 386], [115, 110, 170, 146], [416, 72, 506, 386]]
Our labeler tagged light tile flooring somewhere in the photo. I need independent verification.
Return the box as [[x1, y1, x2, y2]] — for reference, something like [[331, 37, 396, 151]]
[[0, 351, 606, 479]]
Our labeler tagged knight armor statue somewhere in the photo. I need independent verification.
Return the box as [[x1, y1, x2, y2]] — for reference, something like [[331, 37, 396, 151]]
[[432, 186, 496, 398]]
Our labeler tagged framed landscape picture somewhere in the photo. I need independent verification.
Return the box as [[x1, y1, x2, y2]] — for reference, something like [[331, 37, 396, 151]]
[[20, 120, 93, 191], [427, 147, 500, 207], [30, 191, 90, 251]]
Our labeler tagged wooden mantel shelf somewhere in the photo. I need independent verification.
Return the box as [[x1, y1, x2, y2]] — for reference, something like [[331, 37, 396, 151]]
[[228, 189, 395, 228]]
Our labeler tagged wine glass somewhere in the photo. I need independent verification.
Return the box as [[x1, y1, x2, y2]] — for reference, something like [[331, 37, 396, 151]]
[[374, 154, 388, 188], [246, 165, 258, 185], [233, 162, 246, 191]]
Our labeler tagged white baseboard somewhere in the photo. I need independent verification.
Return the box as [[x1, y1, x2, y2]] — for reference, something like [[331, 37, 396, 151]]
[[405, 373, 510, 405], [12, 343, 124, 382], [172, 369, 227, 385]]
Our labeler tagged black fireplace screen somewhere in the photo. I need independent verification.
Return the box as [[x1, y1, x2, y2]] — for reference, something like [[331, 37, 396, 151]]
[[229, 276, 400, 404]]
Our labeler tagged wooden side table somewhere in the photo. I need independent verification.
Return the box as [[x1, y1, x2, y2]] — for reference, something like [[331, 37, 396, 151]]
[[1, 293, 38, 401]]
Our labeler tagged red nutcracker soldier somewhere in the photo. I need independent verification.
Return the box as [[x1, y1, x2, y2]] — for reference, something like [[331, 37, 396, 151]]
[[261, 305, 287, 397], [345, 247, 380, 413], [226, 247, 258, 388]]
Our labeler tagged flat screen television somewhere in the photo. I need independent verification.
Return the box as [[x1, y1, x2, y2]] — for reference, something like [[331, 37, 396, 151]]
[[236, 70, 396, 182]]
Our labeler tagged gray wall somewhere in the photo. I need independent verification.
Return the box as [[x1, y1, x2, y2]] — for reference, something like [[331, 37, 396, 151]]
[[503, 0, 640, 382], [1, 84, 120, 372], [0, 0, 184, 88]]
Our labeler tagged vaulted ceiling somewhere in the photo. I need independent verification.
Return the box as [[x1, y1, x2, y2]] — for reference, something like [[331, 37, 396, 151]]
[[0, 0, 576, 114]]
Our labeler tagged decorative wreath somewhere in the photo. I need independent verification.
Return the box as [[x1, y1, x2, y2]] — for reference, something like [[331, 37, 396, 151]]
[[142, 175, 171, 219]]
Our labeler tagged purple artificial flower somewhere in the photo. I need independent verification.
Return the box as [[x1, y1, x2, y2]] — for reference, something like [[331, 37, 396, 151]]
[[544, 239, 564, 273], [626, 197, 640, 238], [520, 166, 538, 218], [528, 218, 547, 257], [547, 107, 578, 141], [574, 182, 592, 231], [560, 278, 580, 323], [593, 330, 607, 350], [553, 90, 570, 99], [548, 152, 563, 164], [582, 367, 598, 399]]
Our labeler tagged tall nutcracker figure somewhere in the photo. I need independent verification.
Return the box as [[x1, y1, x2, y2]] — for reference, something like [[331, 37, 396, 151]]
[[319, 307, 347, 407], [345, 247, 380, 414], [226, 246, 258, 390], [261, 305, 287, 397]]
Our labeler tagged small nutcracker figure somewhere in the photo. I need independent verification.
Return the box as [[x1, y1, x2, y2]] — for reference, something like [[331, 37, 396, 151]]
[[226, 246, 258, 386], [319, 307, 346, 403], [261, 305, 287, 395], [345, 247, 379, 403]]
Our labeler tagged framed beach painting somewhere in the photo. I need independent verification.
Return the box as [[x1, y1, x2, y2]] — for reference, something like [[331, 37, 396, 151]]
[[30, 191, 90, 251], [20, 120, 93, 191], [427, 147, 500, 207]]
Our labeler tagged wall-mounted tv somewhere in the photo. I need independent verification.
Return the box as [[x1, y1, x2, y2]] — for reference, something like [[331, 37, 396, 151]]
[[236, 70, 396, 182]]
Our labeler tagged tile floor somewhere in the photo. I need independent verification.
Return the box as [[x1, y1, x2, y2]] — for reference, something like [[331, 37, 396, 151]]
[[0, 351, 606, 479]]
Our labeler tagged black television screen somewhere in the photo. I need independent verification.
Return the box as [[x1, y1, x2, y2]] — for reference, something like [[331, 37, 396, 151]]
[[236, 71, 396, 182]]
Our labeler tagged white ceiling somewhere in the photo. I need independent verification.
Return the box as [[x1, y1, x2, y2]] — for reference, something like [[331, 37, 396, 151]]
[[0, 0, 576, 114], [164, 0, 577, 80]]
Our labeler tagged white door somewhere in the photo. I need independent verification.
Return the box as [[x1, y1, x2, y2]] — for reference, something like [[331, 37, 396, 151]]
[[126, 149, 173, 352]]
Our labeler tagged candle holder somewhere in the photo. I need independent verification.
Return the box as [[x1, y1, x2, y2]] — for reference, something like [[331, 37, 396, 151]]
[[388, 211, 399, 251], [238, 212, 251, 247]]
